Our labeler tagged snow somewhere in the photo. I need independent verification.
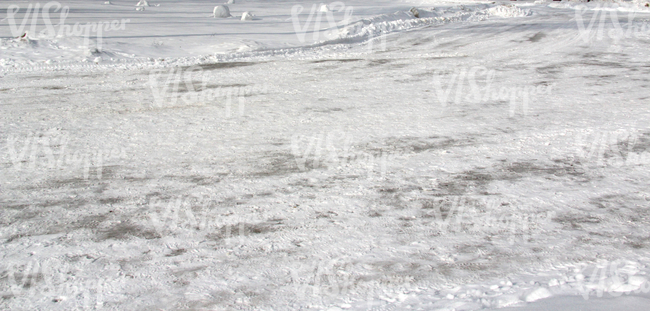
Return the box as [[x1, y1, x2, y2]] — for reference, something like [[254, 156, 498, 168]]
[[1, 0, 650, 310], [213, 5, 232, 18]]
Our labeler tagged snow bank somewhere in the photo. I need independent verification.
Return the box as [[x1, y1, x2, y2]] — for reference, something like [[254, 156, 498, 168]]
[[213, 5, 231, 18], [334, 5, 530, 46]]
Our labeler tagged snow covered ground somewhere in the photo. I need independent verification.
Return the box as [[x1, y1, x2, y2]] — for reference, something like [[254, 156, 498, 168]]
[[1, 0, 650, 310]]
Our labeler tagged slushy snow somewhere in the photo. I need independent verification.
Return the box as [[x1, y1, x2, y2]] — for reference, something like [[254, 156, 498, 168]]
[[2, 1, 650, 311]]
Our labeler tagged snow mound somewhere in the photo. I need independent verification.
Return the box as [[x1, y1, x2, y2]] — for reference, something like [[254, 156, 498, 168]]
[[214, 5, 231, 18], [320, 4, 331, 12], [241, 12, 254, 21], [136, 0, 149, 7], [488, 4, 533, 18], [335, 5, 516, 45]]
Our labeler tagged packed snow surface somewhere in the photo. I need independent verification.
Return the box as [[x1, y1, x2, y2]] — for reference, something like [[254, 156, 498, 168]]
[[1, 0, 650, 310]]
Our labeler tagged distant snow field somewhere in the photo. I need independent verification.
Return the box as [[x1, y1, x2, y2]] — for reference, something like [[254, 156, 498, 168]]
[[1, 0, 650, 310]]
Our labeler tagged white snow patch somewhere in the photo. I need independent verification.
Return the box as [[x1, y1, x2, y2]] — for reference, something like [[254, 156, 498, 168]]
[[136, 0, 149, 7]]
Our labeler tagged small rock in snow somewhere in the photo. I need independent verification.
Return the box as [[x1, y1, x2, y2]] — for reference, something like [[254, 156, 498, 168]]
[[410, 7, 420, 18]]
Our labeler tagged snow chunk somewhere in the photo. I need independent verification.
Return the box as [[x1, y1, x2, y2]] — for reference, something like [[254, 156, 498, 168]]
[[523, 287, 552, 302], [136, 0, 149, 7], [320, 4, 331, 12], [241, 12, 254, 21], [226, 0, 235, 4], [213, 5, 232, 18]]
